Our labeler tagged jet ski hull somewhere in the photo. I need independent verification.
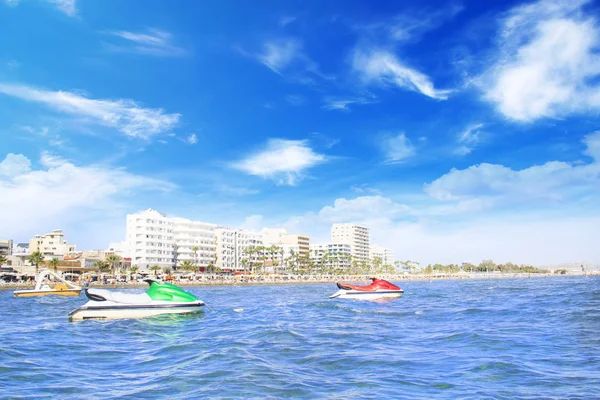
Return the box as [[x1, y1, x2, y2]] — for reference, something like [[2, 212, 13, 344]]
[[329, 289, 403, 300], [69, 300, 205, 321]]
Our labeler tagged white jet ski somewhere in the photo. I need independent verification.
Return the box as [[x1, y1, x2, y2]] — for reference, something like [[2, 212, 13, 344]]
[[69, 279, 204, 321], [329, 278, 404, 300]]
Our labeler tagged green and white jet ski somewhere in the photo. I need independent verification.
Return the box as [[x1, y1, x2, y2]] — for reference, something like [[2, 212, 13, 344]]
[[69, 280, 204, 321]]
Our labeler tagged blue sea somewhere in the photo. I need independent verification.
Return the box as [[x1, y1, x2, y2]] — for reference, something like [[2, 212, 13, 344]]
[[1, 276, 599, 399]]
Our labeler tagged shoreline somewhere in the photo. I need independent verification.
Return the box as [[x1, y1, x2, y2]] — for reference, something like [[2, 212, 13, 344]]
[[1, 272, 595, 290]]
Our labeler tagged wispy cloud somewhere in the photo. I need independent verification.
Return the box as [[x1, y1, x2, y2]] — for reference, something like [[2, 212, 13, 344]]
[[480, 0, 600, 121], [353, 49, 452, 100], [454, 123, 484, 156], [47, 0, 76, 16], [231, 139, 327, 185], [284, 94, 305, 106], [186, 133, 198, 144], [103, 28, 186, 57], [355, 3, 464, 44], [279, 16, 297, 27], [247, 37, 331, 83], [0, 83, 181, 139], [4, 0, 76, 15], [322, 95, 375, 111], [257, 38, 303, 74], [381, 132, 416, 164]]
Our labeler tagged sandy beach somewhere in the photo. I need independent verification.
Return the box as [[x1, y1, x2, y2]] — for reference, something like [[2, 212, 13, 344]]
[[1, 271, 595, 290]]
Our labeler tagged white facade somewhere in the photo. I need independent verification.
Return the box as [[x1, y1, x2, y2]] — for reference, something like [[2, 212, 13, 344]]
[[29, 229, 76, 256], [331, 223, 370, 263], [310, 242, 352, 269], [107, 241, 129, 258], [215, 228, 264, 271], [370, 245, 395, 265], [125, 209, 217, 270]]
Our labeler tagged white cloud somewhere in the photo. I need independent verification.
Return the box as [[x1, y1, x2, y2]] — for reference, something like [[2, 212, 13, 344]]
[[0, 83, 180, 139], [279, 16, 297, 28], [481, 0, 600, 121], [386, 4, 464, 42], [284, 95, 305, 106], [381, 132, 415, 163], [5, 0, 20, 7], [47, 0, 76, 16], [238, 215, 264, 231], [103, 29, 186, 57], [0, 153, 31, 177], [353, 49, 451, 99], [231, 139, 327, 185], [186, 133, 198, 145], [454, 123, 484, 155], [425, 131, 600, 209], [322, 96, 375, 111], [257, 38, 303, 74], [0, 152, 174, 242]]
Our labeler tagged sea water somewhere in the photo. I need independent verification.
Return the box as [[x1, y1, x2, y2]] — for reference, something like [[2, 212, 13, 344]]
[[0, 276, 598, 399]]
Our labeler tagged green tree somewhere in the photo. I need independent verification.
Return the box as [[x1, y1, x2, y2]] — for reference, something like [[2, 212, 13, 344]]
[[28, 251, 44, 274], [150, 264, 161, 277], [0, 254, 7, 266], [192, 246, 199, 268], [106, 254, 121, 276], [93, 260, 110, 272], [180, 260, 194, 272], [48, 257, 60, 273]]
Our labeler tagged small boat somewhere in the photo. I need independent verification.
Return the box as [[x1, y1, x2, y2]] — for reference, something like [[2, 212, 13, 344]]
[[69, 279, 204, 321], [329, 277, 404, 300], [14, 269, 82, 297]]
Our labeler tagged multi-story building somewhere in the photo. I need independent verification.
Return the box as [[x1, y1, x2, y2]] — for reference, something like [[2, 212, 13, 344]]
[[126, 209, 175, 268], [310, 242, 352, 270], [29, 229, 76, 256], [0, 239, 13, 256], [215, 228, 264, 271], [172, 217, 217, 267], [262, 228, 310, 269], [124, 209, 217, 270], [370, 244, 395, 266], [330, 223, 370, 263]]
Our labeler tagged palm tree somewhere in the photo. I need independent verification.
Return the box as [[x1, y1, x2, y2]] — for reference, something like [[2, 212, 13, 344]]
[[93, 260, 110, 272], [0, 254, 7, 266], [192, 246, 199, 268], [150, 265, 161, 277], [241, 258, 248, 276], [180, 259, 194, 272], [106, 254, 121, 277], [130, 266, 139, 280], [48, 257, 60, 273], [28, 251, 44, 274]]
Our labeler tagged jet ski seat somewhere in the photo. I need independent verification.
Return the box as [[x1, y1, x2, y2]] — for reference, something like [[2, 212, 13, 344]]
[[85, 288, 152, 304]]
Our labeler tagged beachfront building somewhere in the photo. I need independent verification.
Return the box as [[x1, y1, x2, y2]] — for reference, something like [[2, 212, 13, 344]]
[[106, 241, 129, 258], [0, 239, 13, 256], [215, 228, 264, 271], [29, 229, 76, 256], [124, 209, 218, 270], [370, 244, 395, 266], [126, 209, 175, 269], [331, 223, 370, 263], [261, 228, 310, 270], [310, 242, 352, 270]]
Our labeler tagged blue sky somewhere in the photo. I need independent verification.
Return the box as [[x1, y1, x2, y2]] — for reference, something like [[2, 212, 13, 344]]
[[1, 0, 599, 265]]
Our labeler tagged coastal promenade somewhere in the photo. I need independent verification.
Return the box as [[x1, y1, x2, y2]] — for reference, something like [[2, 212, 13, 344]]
[[1, 271, 595, 290]]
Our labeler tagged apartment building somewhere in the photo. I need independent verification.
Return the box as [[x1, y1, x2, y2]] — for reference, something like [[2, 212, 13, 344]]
[[29, 229, 76, 256], [310, 242, 352, 269], [125, 209, 217, 269], [330, 223, 370, 263], [215, 228, 263, 271], [370, 244, 395, 265], [0, 239, 13, 256]]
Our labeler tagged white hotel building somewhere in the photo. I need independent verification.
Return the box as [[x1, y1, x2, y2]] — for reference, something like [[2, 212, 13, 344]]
[[370, 244, 395, 266], [330, 223, 370, 263], [125, 209, 217, 269]]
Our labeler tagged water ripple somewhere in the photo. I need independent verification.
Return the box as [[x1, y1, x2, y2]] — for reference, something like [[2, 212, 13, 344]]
[[1, 277, 599, 398]]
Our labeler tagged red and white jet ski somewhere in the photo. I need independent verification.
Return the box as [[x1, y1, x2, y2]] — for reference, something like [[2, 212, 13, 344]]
[[329, 278, 404, 300]]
